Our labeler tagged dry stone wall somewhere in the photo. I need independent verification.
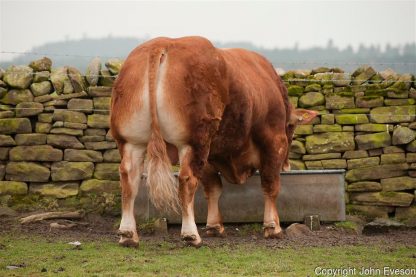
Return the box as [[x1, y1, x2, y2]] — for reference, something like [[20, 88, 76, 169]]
[[0, 58, 415, 224]]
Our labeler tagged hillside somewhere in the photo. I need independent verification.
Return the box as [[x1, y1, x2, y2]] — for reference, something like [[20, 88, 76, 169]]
[[1, 36, 415, 73]]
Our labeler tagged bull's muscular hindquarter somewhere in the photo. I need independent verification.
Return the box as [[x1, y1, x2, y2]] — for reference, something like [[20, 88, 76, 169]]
[[111, 36, 318, 247]]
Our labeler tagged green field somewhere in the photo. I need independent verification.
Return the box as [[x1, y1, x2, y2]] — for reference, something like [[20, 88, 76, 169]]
[[1, 234, 415, 276]]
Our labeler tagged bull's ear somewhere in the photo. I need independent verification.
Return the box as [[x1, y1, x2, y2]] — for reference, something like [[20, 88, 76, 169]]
[[293, 109, 319, 124]]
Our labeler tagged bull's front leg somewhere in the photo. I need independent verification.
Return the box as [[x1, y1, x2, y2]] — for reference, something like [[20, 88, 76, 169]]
[[259, 133, 286, 239], [178, 146, 202, 247]]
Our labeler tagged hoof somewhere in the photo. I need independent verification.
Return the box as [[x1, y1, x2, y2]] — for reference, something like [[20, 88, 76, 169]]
[[206, 225, 226, 238], [181, 234, 202, 248], [263, 227, 284, 239], [118, 230, 139, 247]]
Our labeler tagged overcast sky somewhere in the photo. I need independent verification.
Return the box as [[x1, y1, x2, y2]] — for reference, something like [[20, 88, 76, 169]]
[[0, 0, 415, 61]]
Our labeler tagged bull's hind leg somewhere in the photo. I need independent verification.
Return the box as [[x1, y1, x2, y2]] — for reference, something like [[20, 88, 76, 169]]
[[178, 145, 204, 247], [201, 164, 225, 237], [118, 143, 146, 247], [259, 133, 287, 239]]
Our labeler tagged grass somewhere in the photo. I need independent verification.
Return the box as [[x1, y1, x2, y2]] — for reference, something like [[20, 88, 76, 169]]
[[1, 234, 415, 276]]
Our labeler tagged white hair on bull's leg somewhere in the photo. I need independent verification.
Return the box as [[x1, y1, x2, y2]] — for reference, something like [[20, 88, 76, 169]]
[[145, 131, 180, 213]]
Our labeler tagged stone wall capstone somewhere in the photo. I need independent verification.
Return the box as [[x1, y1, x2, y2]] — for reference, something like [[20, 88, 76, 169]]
[[0, 58, 415, 224]]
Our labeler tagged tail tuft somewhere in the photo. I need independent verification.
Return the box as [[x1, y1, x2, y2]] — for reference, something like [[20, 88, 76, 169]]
[[146, 131, 180, 214]]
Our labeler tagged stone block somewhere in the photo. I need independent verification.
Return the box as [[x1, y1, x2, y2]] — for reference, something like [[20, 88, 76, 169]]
[[84, 128, 107, 136], [346, 204, 391, 219], [94, 163, 120, 180], [302, 153, 341, 161], [51, 161, 94, 181], [342, 150, 368, 159], [64, 149, 103, 162], [383, 146, 404, 154], [325, 95, 355, 110], [79, 135, 105, 142], [288, 160, 305, 170], [347, 157, 379, 169], [33, 71, 50, 83], [30, 81, 52, 96], [47, 134, 84, 149], [80, 179, 120, 194], [321, 159, 346, 169], [67, 67, 86, 93], [384, 98, 415, 106], [0, 135, 15, 146], [105, 58, 123, 75], [305, 132, 355, 154], [6, 162, 50, 182], [87, 114, 109, 128], [351, 66, 376, 85], [35, 122, 52, 133], [345, 163, 409, 182], [93, 97, 111, 114], [290, 140, 306, 154], [0, 118, 32, 134], [335, 114, 368, 125], [356, 96, 384, 108], [407, 140, 416, 152], [53, 109, 87, 124], [38, 113, 53, 123], [347, 181, 381, 192], [98, 69, 115, 86], [349, 191, 414, 206], [395, 206, 416, 223], [304, 84, 321, 92], [370, 106, 416, 123], [313, 124, 342, 132], [29, 182, 79, 198], [305, 161, 323, 169], [0, 89, 34, 105], [86, 57, 101, 86], [84, 141, 117, 150], [355, 132, 391, 150], [0, 181, 28, 195], [392, 126, 415, 145], [9, 145, 63, 162], [320, 114, 334, 125], [287, 85, 304, 97], [298, 92, 324, 108], [67, 98, 93, 114], [355, 124, 392, 132], [380, 176, 416, 191], [380, 153, 406, 164], [15, 102, 44, 117], [29, 57, 52, 72], [406, 153, 416, 163], [88, 86, 112, 97], [3, 65, 33, 89], [50, 127, 83, 136], [0, 111, 14, 119], [15, 133, 47, 145]]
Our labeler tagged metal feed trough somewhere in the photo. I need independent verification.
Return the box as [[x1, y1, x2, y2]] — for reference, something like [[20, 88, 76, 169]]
[[135, 170, 346, 223]]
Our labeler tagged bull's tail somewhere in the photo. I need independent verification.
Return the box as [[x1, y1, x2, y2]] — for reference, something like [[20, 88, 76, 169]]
[[145, 48, 180, 213]]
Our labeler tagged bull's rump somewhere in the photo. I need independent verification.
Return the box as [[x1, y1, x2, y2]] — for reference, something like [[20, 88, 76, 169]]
[[111, 36, 228, 148]]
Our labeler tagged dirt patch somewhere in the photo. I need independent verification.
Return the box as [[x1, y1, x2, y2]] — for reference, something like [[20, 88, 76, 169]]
[[1, 214, 416, 249]]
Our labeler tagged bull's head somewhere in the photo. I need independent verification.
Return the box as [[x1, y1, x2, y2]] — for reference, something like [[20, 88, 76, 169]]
[[282, 108, 319, 171]]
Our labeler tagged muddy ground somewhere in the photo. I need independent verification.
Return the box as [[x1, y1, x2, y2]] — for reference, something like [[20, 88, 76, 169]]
[[1, 213, 416, 249]]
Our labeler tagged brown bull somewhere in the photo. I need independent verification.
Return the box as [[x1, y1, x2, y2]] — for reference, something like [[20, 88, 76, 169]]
[[110, 36, 318, 247]]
